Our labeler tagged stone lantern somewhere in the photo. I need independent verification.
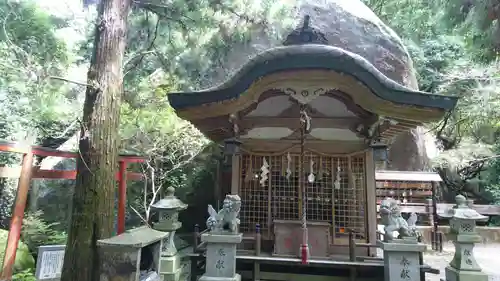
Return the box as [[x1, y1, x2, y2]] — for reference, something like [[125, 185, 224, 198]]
[[223, 137, 242, 156], [151, 186, 187, 256], [438, 195, 488, 281], [370, 141, 388, 163]]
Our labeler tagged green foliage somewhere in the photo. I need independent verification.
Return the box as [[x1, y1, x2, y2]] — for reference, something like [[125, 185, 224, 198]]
[[0, 0, 79, 231], [0, 0, 77, 143], [441, 0, 500, 61], [363, 0, 444, 40], [12, 269, 36, 281], [0, 229, 35, 273], [0, 0, 68, 64], [21, 211, 67, 257], [406, 35, 467, 92], [115, 0, 288, 224], [0, 211, 68, 281], [363, 0, 500, 201], [122, 0, 290, 91]]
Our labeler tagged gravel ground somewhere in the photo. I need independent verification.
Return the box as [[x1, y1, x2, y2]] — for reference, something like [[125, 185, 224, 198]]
[[421, 243, 500, 281]]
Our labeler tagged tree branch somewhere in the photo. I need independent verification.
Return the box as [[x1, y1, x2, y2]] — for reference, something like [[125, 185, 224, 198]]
[[124, 15, 160, 75], [132, 1, 191, 30], [49, 76, 95, 89]]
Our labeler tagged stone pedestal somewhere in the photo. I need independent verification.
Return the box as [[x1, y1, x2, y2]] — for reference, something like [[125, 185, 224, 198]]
[[377, 238, 426, 281], [199, 232, 243, 281]]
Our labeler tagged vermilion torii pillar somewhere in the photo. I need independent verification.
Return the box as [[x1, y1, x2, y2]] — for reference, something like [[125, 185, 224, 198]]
[[0, 141, 145, 279]]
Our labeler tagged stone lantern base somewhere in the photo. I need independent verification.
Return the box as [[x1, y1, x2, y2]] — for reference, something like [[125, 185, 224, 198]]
[[160, 254, 180, 281], [445, 266, 488, 281], [160, 253, 190, 281]]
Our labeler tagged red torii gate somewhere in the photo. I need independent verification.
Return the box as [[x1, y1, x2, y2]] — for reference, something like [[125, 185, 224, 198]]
[[0, 141, 146, 279]]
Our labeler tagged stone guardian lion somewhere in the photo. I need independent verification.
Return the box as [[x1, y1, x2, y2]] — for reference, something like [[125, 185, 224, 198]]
[[379, 198, 418, 241]]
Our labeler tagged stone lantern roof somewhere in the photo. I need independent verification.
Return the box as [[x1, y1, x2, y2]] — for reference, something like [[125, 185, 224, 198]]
[[150, 187, 187, 211], [440, 195, 488, 221]]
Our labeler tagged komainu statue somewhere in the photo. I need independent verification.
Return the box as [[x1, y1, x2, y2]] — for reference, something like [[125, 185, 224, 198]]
[[379, 198, 420, 241], [206, 194, 241, 233]]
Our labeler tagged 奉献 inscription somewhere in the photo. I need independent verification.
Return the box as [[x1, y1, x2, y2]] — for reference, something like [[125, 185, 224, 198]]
[[215, 260, 225, 270], [399, 256, 411, 280], [218, 249, 226, 256], [214, 248, 226, 271]]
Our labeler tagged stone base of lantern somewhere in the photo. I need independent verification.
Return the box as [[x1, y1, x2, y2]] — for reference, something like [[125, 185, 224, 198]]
[[160, 251, 191, 281], [199, 232, 242, 281], [160, 255, 181, 281], [199, 274, 241, 281], [377, 239, 426, 281], [445, 266, 488, 281]]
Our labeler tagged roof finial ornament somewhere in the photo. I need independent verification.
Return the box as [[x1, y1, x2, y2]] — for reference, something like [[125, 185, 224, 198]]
[[283, 15, 328, 46], [302, 15, 310, 30]]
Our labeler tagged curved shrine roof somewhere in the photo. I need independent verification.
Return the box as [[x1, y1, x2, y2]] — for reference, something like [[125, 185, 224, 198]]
[[168, 44, 457, 111]]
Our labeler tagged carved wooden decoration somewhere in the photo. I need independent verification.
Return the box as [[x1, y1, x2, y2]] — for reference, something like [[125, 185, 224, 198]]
[[283, 87, 327, 104]]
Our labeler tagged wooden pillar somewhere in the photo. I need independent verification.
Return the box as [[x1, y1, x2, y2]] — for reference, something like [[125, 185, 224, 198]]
[[215, 158, 221, 203], [230, 155, 240, 195], [1, 150, 34, 279], [29, 173, 40, 213], [426, 198, 434, 226], [117, 160, 127, 234], [365, 150, 377, 257]]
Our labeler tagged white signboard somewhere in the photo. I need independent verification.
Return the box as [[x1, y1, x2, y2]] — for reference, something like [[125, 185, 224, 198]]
[[35, 245, 65, 280], [39, 250, 64, 279]]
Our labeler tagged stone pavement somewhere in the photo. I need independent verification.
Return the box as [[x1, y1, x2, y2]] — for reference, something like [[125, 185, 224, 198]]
[[422, 243, 500, 281]]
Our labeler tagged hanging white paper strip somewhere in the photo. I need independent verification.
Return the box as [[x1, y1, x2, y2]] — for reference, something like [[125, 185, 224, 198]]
[[308, 159, 315, 183], [260, 157, 269, 187], [286, 152, 292, 180], [334, 160, 341, 190]]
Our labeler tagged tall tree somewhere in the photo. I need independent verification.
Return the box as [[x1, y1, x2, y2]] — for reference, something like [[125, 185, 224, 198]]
[[60, 0, 131, 280]]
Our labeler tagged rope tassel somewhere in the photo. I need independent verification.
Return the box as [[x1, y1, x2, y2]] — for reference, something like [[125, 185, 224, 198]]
[[299, 106, 310, 264]]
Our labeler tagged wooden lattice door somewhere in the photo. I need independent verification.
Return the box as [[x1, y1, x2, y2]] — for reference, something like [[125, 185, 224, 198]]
[[239, 151, 367, 243]]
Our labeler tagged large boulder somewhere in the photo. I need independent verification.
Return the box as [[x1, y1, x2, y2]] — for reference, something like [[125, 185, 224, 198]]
[[201, 0, 433, 170], [211, 0, 418, 89]]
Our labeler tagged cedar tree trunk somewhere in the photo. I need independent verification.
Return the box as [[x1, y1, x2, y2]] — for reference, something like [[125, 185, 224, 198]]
[[60, 0, 130, 280]]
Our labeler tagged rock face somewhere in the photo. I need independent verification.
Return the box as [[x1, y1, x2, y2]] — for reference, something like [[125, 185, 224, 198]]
[[210, 0, 417, 89], [207, 0, 432, 170]]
